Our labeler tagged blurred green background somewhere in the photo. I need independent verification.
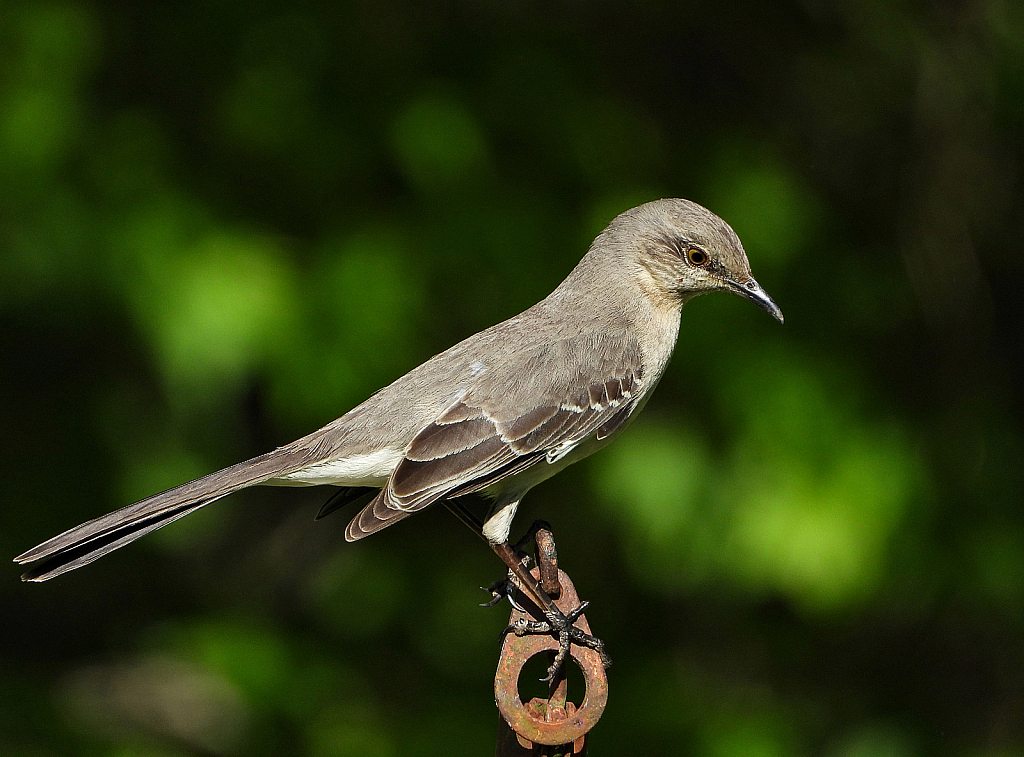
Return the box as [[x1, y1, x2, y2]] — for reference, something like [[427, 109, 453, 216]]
[[2, 0, 1023, 755]]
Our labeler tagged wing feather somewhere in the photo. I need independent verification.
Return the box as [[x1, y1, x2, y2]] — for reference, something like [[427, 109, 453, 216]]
[[345, 335, 645, 541]]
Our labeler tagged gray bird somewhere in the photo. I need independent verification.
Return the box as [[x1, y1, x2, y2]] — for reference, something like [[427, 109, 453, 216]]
[[15, 198, 782, 671]]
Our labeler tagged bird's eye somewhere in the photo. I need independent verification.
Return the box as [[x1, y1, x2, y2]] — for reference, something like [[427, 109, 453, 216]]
[[686, 247, 709, 266]]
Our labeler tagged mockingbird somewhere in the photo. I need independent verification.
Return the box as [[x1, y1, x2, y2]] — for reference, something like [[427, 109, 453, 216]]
[[16, 198, 782, 673]]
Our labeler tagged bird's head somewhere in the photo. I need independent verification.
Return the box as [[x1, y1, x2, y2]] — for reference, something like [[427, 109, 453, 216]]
[[606, 198, 784, 323]]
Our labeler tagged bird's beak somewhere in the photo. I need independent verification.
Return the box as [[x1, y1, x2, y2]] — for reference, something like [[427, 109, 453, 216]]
[[727, 278, 784, 324]]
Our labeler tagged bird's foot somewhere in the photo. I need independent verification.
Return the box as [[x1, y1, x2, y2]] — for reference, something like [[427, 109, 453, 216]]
[[507, 600, 612, 682], [481, 578, 527, 612]]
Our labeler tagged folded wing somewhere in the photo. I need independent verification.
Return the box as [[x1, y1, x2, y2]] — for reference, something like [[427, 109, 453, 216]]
[[345, 336, 643, 540]]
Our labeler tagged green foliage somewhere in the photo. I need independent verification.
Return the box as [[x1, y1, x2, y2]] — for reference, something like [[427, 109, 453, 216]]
[[2, 1, 1023, 755], [392, 92, 489, 190]]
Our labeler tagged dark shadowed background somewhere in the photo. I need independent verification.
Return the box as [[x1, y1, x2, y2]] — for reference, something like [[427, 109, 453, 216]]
[[2, 1, 1023, 755]]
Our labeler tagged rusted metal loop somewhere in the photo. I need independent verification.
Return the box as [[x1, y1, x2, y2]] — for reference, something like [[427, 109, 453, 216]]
[[494, 568, 608, 746]]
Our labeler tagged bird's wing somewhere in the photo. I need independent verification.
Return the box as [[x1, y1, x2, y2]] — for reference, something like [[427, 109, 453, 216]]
[[344, 334, 644, 540]]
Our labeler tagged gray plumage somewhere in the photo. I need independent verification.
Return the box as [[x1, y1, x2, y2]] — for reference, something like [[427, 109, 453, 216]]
[[15, 198, 782, 581]]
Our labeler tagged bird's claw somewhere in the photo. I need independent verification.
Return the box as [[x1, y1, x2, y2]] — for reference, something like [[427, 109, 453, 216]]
[[480, 585, 504, 608], [504, 600, 611, 682], [480, 579, 527, 612]]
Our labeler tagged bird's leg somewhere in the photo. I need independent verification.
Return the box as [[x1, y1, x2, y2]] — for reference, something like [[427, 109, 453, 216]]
[[491, 539, 611, 681], [444, 500, 610, 681]]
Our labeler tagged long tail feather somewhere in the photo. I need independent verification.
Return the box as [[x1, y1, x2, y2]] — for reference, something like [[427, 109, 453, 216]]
[[20, 497, 224, 582], [15, 445, 317, 581]]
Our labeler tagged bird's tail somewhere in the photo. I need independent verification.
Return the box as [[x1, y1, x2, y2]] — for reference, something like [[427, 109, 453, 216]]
[[15, 447, 314, 582]]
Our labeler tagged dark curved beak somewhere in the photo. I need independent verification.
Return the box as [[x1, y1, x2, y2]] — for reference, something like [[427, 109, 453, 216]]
[[727, 278, 784, 324]]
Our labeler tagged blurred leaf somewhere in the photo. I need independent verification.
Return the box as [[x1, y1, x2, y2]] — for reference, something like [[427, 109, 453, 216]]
[[310, 549, 410, 639], [307, 705, 395, 757], [176, 620, 292, 710], [107, 205, 300, 403], [391, 91, 488, 189], [267, 226, 423, 426], [219, 63, 314, 152], [0, 2, 99, 174], [706, 145, 820, 269], [720, 350, 921, 612], [595, 419, 714, 590], [703, 713, 797, 757]]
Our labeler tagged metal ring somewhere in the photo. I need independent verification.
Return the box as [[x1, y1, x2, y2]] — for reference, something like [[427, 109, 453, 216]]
[[494, 569, 609, 746]]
